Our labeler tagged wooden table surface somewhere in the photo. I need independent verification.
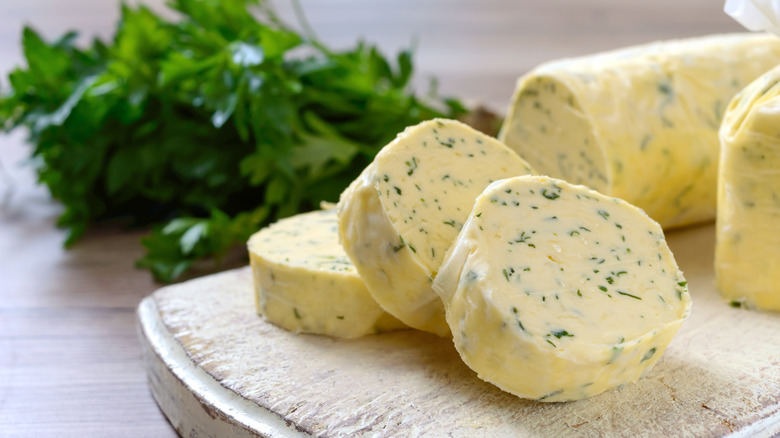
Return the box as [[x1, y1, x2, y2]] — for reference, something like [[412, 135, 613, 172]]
[[0, 1, 745, 436]]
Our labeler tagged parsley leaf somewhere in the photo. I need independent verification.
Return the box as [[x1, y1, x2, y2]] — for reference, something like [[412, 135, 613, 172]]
[[0, 0, 467, 281]]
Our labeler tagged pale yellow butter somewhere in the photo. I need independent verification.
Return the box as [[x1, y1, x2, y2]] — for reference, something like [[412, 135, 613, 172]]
[[337, 119, 534, 336], [500, 33, 780, 229], [433, 176, 691, 401], [247, 209, 406, 338], [717, 65, 780, 312]]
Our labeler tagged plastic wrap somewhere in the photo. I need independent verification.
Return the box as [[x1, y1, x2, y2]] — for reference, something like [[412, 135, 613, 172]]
[[716, 65, 780, 311], [725, 0, 780, 36], [499, 34, 780, 229]]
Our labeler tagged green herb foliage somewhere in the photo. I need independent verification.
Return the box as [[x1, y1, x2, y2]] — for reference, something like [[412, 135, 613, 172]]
[[0, 0, 465, 281]]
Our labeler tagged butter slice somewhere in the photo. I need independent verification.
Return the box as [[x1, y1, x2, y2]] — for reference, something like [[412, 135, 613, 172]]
[[500, 33, 780, 229], [716, 65, 780, 312], [433, 176, 691, 401], [337, 119, 534, 336], [247, 209, 406, 338]]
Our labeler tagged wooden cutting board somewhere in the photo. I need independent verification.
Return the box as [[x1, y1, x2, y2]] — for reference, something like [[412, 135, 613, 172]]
[[137, 224, 780, 437]]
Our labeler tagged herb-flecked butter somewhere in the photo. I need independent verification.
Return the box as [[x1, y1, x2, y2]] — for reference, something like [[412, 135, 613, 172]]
[[247, 209, 406, 338], [337, 119, 534, 336], [499, 33, 780, 229], [716, 64, 780, 312], [433, 176, 691, 401]]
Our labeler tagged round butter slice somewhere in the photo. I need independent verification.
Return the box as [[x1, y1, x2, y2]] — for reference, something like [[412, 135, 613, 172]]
[[717, 64, 780, 312], [247, 209, 406, 338], [433, 176, 691, 401], [337, 118, 534, 336], [499, 33, 780, 229]]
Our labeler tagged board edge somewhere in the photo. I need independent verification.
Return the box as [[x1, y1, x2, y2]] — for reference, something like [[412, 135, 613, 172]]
[[136, 294, 310, 438]]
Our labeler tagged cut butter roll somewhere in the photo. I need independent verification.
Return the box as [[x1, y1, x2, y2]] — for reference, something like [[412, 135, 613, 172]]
[[433, 176, 691, 402], [247, 209, 406, 338], [717, 65, 780, 312], [499, 33, 780, 229], [337, 118, 534, 336]]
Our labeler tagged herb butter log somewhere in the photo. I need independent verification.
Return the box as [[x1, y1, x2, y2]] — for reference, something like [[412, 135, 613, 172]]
[[247, 209, 406, 338], [716, 65, 780, 312], [433, 176, 691, 401], [500, 33, 780, 229], [337, 119, 534, 336]]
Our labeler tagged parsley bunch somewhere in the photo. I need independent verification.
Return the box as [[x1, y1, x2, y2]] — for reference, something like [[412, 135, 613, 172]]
[[0, 0, 465, 281]]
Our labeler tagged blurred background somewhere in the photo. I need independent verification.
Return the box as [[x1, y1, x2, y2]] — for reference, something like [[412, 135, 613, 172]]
[[0, 0, 744, 109], [0, 1, 745, 436]]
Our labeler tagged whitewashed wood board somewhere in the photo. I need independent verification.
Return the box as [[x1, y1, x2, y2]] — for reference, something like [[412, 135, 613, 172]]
[[137, 224, 780, 437]]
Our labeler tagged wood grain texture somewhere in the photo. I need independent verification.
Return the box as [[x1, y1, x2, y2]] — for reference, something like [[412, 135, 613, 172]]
[[139, 225, 780, 437], [0, 0, 756, 436]]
